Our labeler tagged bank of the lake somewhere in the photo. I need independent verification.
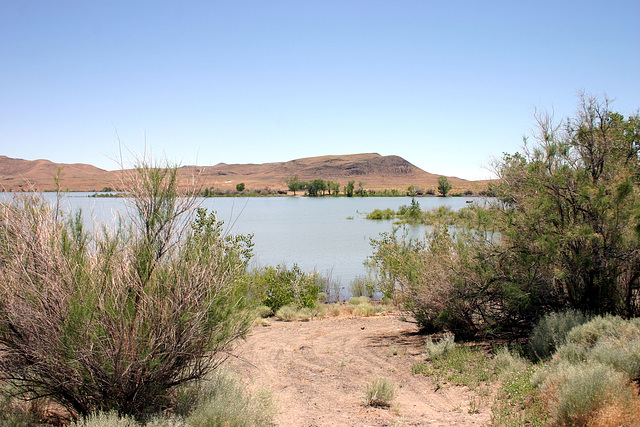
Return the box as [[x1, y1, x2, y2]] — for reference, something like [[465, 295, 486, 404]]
[[2, 193, 483, 296]]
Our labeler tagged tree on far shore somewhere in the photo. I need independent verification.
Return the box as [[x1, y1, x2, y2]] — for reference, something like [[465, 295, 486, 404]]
[[285, 175, 303, 196], [437, 176, 451, 196]]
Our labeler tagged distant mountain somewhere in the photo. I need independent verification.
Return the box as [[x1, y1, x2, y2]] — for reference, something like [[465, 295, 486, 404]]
[[0, 153, 484, 193], [0, 156, 112, 192]]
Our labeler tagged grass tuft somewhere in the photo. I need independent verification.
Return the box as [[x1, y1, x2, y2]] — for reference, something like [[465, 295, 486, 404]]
[[365, 377, 396, 408], [425, 332, 455, 360]]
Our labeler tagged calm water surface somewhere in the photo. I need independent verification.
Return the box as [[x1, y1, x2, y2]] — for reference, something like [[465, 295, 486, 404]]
[[5, 193, 481, 292]]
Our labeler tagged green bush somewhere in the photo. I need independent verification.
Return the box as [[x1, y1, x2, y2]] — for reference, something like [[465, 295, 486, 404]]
[[275, 305, 298, 321], [366, 208, 395, 220], [353, 303, 377, 317], [554, 315, 640, 380], [528, 309, 590, 360], [348, 296, 371, 305], [253, 265, 321, 311], [535, 362, 639, 426], [425, 332, 456, 360], [186, 369, 275, 427], [364, 378, 395, 408], [0, 162, 254, 420], [69, 369, 275, 427], [349, 275, 377, 298], [532, 316, 640, 426], [70, 411, 141, 427], [254, 305, 273, 318]]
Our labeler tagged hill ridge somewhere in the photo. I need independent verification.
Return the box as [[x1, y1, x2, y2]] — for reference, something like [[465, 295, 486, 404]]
[[0, 153, 481, 192]]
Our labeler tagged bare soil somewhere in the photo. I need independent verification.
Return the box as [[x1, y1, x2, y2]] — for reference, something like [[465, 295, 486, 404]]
[[230, 314, 492, 426]]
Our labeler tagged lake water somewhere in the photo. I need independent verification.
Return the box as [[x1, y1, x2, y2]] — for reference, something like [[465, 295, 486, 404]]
[[2, 193, 479, 295]]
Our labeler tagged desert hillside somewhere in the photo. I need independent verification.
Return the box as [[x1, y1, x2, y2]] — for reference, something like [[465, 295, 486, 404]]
[[0, 153, 489, 193]]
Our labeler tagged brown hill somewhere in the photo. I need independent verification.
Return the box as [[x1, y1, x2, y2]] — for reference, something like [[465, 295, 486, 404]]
[[0, 153, 488, 193], [0, 156, 115, 192]]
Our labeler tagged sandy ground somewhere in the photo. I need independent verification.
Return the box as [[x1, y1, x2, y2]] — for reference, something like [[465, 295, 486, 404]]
[[230, 314, 492, 426]]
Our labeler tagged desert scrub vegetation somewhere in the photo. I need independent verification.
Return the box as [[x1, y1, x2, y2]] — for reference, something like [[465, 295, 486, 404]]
[[63, 368, 275, 426], [370, 94, 640, 337], [364, 377, 396, 408], [0, 160, 256, 422], [531, 314, 640, 426], [410, 313, 640, 426]]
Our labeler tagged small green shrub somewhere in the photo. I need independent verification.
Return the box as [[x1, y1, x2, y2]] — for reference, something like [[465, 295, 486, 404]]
[[531, 316, 640, 426], [528, 309, 590, 360], [296, 307, 314, 321], [186, 369, 276, 427], [254, 305, 273, 318], [327, 303, 342, 317], [253, 265, 322, 311], [366, 208, 395, 220], [275, 305, 298, 321], [353, 303, 377, 317], [535, 362, 639, 427], [425, 332, 455, 360], [317, 292, 327, 303], [349, 275, 377, 298], [365, 378, 396, 408], [70, 411, 140, 426], [414, 344, 494, 389], [348, 296, 371, 305], [554, 315, 640, 379]]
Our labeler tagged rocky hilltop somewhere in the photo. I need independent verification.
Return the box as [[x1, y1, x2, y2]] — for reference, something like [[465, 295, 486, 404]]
[[0, 153, 485, 193]]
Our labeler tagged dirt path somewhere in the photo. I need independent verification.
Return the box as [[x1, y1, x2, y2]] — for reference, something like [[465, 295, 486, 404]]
[[230, 314, 492, 426]]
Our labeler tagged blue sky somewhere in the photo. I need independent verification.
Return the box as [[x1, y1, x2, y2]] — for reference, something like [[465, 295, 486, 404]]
[[1, 1, 638, 180]]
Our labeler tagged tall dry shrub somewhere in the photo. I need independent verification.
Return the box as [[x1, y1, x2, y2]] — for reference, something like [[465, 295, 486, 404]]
[[0, 161, 254, 420]]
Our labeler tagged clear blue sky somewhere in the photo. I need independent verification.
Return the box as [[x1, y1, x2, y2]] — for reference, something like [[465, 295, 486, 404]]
[[1, 1, 638, 180]]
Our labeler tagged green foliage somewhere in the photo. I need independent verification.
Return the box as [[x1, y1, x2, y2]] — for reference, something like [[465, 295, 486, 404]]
[[396, 198, 422, 222], [437, 176, 451, 196], [235, 182, 245, 192], [528, 310, 590, 360], [252, 264, 322, 311], [532, 316, 640, 426], [348, 296, 371, 305], [70, 411, 142, 426], [364, 378, 396, 408], [0, 161, 254, 420], [349, 275, 377, 297], [306, 179, 326, 197], [186, 369, 276, 427], [68, 369, 276, 427], [535, 362, 639, 427], [366, 208, 395, 220], [352, 303, 377, 317], [274, 305, 299, 321], [370, 95, 640, 337], [424, 332, 456, 360], [491, 95, 640, 317], [284, 175, 302, 195], [412, 345, 495, 389], [344, 180, 355, 197]]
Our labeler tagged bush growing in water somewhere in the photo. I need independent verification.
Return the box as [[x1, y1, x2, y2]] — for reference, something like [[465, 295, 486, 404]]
[[0, 161, 254, 420]]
